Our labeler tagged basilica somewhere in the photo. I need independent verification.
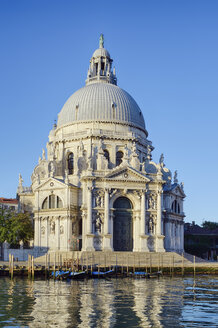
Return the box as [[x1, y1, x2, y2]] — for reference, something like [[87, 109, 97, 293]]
[[18, 35, 185, 253]]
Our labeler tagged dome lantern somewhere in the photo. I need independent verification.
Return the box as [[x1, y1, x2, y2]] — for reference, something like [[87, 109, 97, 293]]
[[86, 34, 117, 86]]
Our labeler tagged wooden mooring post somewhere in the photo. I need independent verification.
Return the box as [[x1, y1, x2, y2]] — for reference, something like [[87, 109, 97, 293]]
[[31, 256, 34, 279], [149, 254, 152, 273], [193, 255, 196, 276], [45, 254, 47, 278], [53, 252, 56, 280], [9, 254, 14, 279], [182, 253, 184, 276]]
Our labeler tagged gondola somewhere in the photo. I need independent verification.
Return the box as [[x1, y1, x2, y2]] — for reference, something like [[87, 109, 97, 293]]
[[91, 269, 115, 278]]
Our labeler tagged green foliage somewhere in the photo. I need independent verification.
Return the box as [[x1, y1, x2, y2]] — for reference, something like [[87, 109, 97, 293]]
[[0, 210, 34, 247], [202, 220, 218, 230]]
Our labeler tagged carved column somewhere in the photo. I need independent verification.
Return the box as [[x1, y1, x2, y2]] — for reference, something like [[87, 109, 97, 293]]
[[38, 217, 41, 249], [87, 186, 92, 234], [140, 191, 149, 251], [156, 190, 161, 235], [155, 189, 165, 252], [86, 185, 94, 251], [46, 217, 49, 249], [104, 188, 109, 235], [103, 188, 112, 251], [141, 191, 146, 234], [34, 216, 39, 248], [81, 212, 86, 251], [56, 217, 60, 250]]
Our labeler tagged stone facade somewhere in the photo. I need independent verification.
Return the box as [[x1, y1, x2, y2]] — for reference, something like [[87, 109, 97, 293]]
[[18, 35, 185, 253]]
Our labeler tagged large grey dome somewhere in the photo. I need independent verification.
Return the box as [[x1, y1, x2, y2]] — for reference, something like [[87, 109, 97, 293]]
[[57, 83, 146, 130]]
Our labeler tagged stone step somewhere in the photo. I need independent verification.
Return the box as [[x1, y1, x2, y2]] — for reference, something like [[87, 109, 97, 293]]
[[34, 251, 210, 267]]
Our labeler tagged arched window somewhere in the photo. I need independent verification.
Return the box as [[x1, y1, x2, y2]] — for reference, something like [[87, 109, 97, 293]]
[[116, 151, 123, 166], [57, 196, 63, 208], [171, 200, 180, 214], [42, 195, 63, 209], [68, 153, 74, 174], [104, 149, 110, 162], [42, 197, 48, 209], [178, 203, 180, 214]]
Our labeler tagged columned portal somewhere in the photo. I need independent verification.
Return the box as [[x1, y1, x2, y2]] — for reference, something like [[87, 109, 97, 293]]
[[113, 197, 133, 251]]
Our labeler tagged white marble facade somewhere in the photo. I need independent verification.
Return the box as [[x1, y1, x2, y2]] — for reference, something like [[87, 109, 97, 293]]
[[18, 35, 185, 253]]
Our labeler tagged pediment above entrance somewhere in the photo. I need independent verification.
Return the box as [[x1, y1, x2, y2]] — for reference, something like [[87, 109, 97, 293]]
[[34, 177, 78, 192], [104, 166, 150, 183]]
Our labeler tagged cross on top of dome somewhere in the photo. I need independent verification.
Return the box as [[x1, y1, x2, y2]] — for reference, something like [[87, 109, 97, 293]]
[[86, 35, 117, 86]]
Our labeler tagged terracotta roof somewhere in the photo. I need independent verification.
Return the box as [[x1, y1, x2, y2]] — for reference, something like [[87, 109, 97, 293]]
[[0, 197, 18, 205]]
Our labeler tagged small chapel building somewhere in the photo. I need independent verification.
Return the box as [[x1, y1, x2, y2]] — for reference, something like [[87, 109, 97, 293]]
[[18, 35, 185, 254]]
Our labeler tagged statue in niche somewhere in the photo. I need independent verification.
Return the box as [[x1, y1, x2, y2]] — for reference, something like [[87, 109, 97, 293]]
[[60, 225, 64, 234], [72, 223, 76, 234], [148, 218, 154, 234], [41, 226, 45, 235], [149, 193, 156, 210], [50, 221, 55, 233], [96, 195, 102, 207], [95, 214, 102, 233]]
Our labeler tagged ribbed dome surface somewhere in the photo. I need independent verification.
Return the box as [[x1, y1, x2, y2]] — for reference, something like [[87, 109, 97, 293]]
[[57, 83, 145, 130], [92, 47, 110, 58]]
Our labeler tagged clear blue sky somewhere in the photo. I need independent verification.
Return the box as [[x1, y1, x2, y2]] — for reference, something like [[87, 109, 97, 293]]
[[0, 0, 217, 225]]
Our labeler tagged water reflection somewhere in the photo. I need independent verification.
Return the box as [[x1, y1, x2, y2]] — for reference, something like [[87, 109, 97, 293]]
[[0, 276, 217, 327]]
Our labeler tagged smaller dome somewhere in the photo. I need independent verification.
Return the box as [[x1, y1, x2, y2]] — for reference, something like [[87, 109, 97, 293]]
[[92, 47, 110, 58]]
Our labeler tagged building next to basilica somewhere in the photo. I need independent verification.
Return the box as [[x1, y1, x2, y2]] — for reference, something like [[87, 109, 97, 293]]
[[17, 35, 185, 255]]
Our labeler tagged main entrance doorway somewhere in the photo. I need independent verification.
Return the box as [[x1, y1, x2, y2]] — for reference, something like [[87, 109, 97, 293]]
[[113, 197, 133, 251]]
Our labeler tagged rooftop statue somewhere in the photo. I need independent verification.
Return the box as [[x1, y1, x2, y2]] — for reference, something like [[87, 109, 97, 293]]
[[99, 33, 104, 48]]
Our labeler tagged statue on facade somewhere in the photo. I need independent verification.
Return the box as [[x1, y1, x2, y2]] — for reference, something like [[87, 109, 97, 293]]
[[78, 140, 84, 155], [148, 218, 154, 234], [96, 195, 102, 207], [50, 161, 55, 177], [60, 225, 64, 234], [149, 193, 156, 210], [50, 221, 55, 233], [174, 170, 178, 183], [42, 148, 46, 160], [147, 146, 151, 161], [95, 214, 103, 233], [65, 169, 69, 184], [159, 153, 165, 167], [19, 173, 24, 188]]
